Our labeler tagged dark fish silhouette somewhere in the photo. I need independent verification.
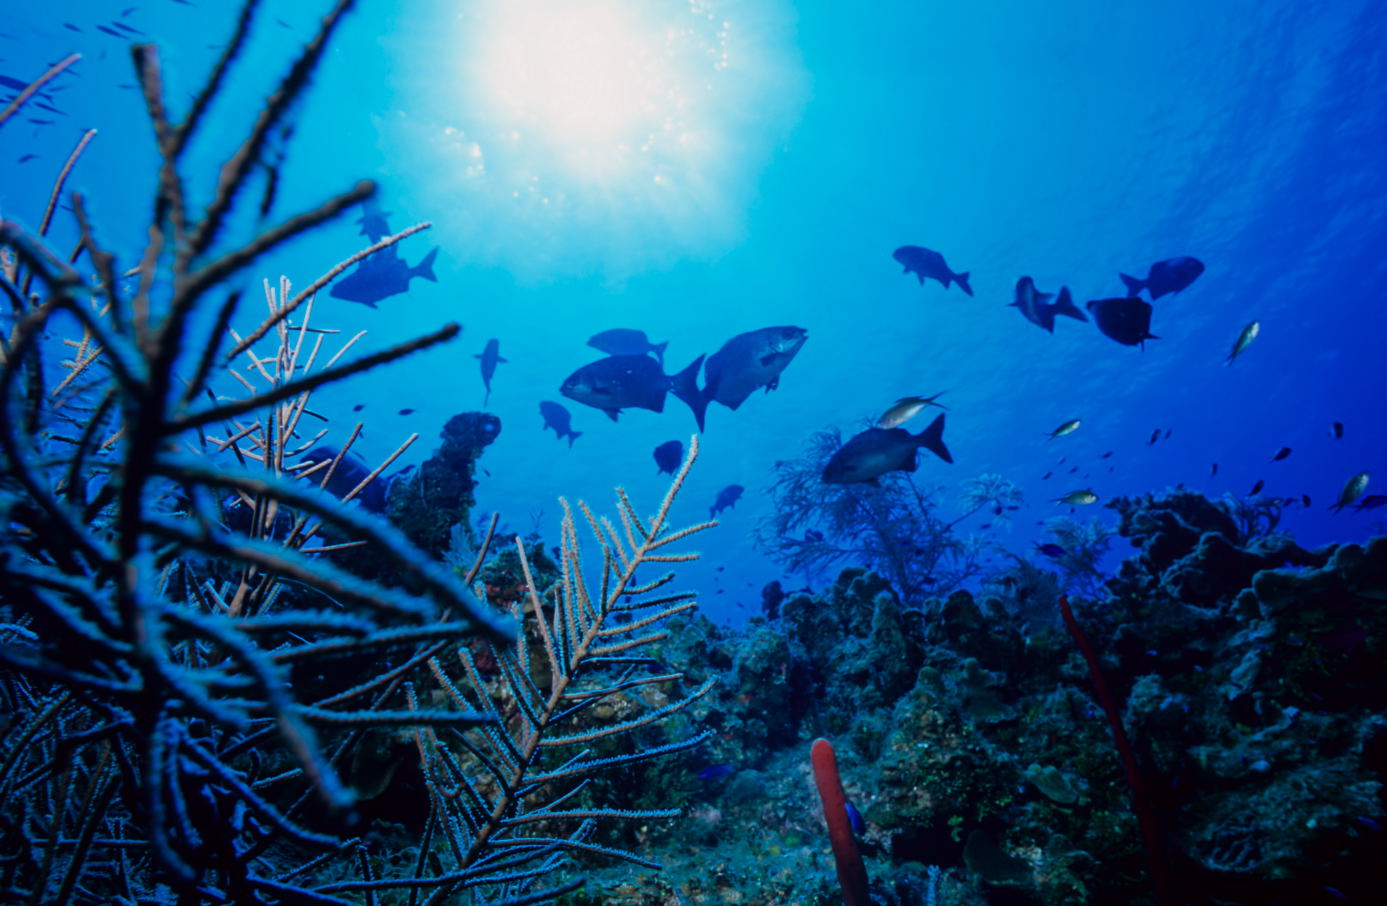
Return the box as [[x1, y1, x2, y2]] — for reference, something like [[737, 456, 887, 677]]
[[329, 203, 438, 307], [702, 326, 808, 427], [1271, 447, 1291, 462], [1086, 297, 1157, 348], [1148, 429, 1161, 445], [357, 197, 392, 242], [709, 484, 744, 518], [822, 414, 953, 485], [475, 338, 506, 406], [560, 354, 704, 424], [299, 446, 387, 512], [1009, 278, 1086, 332], [697, 764, 735, 781], [892, 246, 972, 296], [398, 408, 413, 416], [352, 404, 364, 412], [1035, 543, 1066, 559], [1119, 256, 1204, 299], [1331, 421, 1344, 439], [539, 401, 581, 448], [1353, 494, 1387, 511], [1041, 471, 1052, 480], [1211, 463, 1218, 476], [1250, 479, 1265, 495], [330, 246, 438, 307], [587, 328, 667, 365], [95, 25, 126, 38], [653, 440, 683, 475], [17, 154, 37, 163]]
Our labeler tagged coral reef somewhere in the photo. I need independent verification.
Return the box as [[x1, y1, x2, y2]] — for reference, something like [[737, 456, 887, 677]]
[[563, 490, 1385, 905], [754, 427, 1012, 604]]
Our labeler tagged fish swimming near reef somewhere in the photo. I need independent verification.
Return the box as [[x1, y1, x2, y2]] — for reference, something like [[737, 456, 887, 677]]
[[330, 244, 438, 307], [539, 401, 582, 448], [876, 393, 948, 429], [560, 354, 705, 425], [1086, 297, 1158, 348], [1330, 472, 1369, 513], [587, 328, 668, 365], [653, 439, 683, 475], [1225, 321, 1259, 365], [822, 414, 953, 485], [892, 245, 973, 296], [329, 202, 438, 307], [702, 326, 808, 427], [1047, 419, 1081, 440], [709, 484, 745, 518], [1119, 256, 1204, 299], [1052, 489, 1098, 506], [298, 446, 389, 512], [356, 197, 392, 242], [1009, 278, 1087, 332], [475, 338, 506, 406]]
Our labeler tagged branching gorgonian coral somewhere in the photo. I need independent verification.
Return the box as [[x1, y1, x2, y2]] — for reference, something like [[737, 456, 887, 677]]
[[755, 427, 1007, 603]]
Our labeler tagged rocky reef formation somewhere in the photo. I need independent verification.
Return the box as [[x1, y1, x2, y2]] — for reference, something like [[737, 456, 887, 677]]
[[558, 490, 1386, 906]]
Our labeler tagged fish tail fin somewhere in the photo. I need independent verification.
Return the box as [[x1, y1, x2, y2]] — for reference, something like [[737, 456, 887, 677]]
[[413, 247, 440, 282], [1119, 272, 1144, 296], [1053, 286, 1087, 321], [483, 388, 491, 407], [670, 354, 707, 431], [653, 340, 668, 365], [954, 271, 973, 296], [568, 430, 581, 448], [915, 413, 953, 464]]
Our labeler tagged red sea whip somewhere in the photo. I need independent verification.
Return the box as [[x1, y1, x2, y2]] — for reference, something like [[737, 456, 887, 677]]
[[1059, 595, 1174, 906], [811, 738, 869, 906]]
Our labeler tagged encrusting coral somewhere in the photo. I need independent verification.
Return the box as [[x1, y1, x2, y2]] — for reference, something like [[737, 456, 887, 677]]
[[0, 4, 718, 904]]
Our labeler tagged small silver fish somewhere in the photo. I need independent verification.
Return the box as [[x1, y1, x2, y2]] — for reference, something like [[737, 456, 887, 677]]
[[1225, 320, 1260, 365], [1329, 472, 1369, 513], [1047, 419, 1081, 440], [1052, 489, 1098, 505], [876, 393, 948, 429]]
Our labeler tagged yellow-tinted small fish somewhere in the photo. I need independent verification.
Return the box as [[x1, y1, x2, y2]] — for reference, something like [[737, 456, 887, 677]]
[[1329, 472, 1369, 513], [1052, 489, 1098, 505], [1225, 320, 1260, 365], [1046, 419, 1081, 440], [876, 393, 948, 429]]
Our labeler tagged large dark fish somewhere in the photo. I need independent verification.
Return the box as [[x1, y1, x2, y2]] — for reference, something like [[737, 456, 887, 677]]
[[329, 245, 438, 307], [892, 246, 972, 296], [539, 401, 582, 447], [1086, 297, 1158, 348], [587, 328, 667, 365], [298, 446, 388, 512], [1009, 278, 1086, 332], [701, 326, 808, 427], [709, 484, 744, 517], [653, 439, 683, 475], [560, 354, 704, 425], [475, 338, 506, 406], [1119, 256, 1204, 299], [821, 414, 953, 485]]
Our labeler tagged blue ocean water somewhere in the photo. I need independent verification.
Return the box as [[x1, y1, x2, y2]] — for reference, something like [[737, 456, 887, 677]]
[[3, 0, 1383, 626]]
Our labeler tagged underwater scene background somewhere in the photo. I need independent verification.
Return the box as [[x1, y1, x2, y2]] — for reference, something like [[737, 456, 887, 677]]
[[1, 1, 1384, 905]]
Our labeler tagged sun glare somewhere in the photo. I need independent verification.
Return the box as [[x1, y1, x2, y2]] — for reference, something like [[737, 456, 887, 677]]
[[396, 0, 807, 277]]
